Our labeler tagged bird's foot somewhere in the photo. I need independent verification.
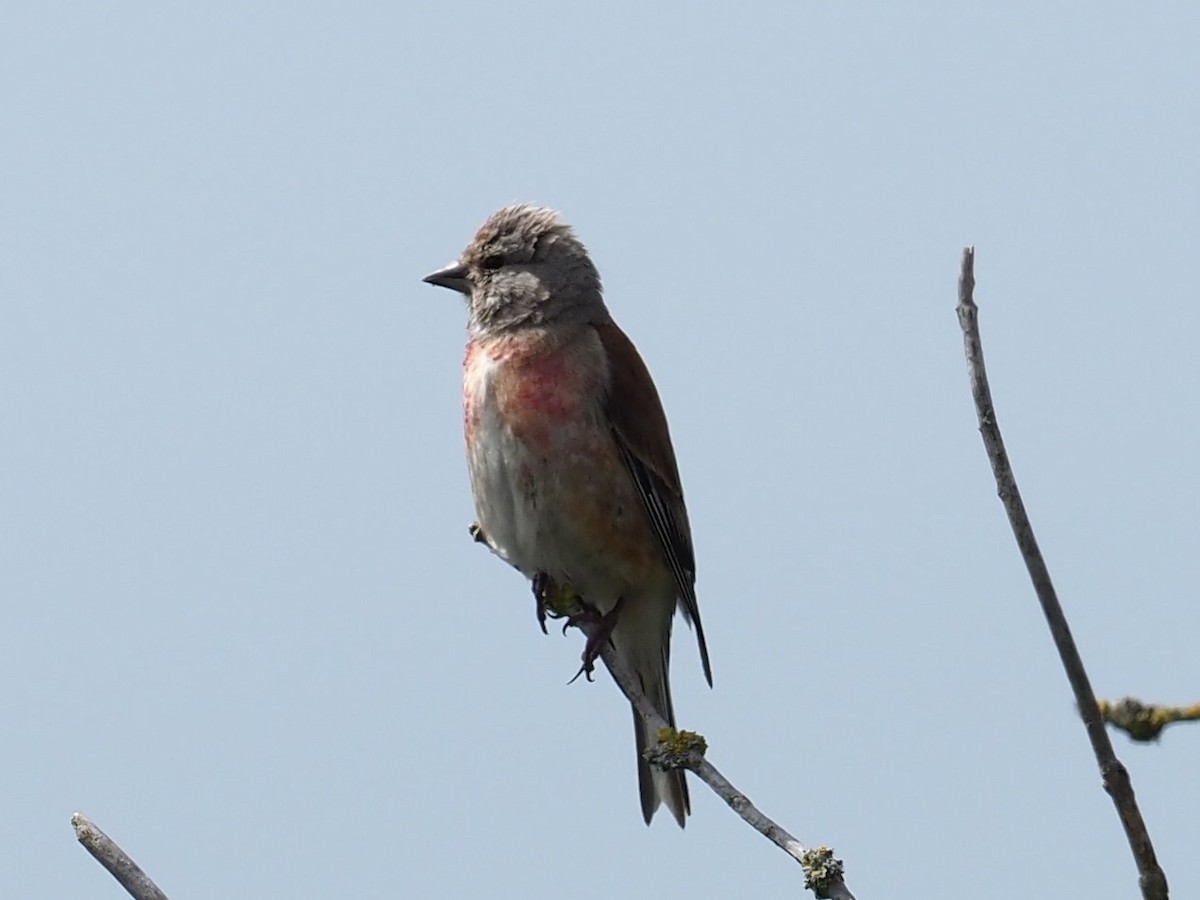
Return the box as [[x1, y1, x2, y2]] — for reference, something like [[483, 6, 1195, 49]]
[[532, 572, 552, 634], [532, 572, 581, 635], [568, 597, 624, 684], [468, 522, 487, 544]]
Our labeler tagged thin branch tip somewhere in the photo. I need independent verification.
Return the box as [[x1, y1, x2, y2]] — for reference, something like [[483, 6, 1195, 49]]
[[71, 812, 170, 900], [958, 247, 976, 309]]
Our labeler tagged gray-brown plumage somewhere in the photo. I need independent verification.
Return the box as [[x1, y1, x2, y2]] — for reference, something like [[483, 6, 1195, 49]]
[[425, 204, 711, 825]]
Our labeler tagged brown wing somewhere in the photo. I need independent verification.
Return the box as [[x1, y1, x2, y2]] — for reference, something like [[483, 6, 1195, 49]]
[[593, 318, 712, 686]]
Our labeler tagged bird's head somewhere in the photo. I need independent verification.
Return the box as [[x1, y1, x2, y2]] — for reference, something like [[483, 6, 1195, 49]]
[[424, 204, 604, 336]]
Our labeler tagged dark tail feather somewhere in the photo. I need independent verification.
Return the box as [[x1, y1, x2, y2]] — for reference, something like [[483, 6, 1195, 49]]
[[633, 665, 689, 827]]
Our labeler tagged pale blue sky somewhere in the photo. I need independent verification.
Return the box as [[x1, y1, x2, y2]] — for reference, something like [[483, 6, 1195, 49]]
[[2, 3, 1198, 898]]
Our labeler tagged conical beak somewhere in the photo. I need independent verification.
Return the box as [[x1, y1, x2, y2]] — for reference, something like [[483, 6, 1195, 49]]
[[422, 261, 470, 295]]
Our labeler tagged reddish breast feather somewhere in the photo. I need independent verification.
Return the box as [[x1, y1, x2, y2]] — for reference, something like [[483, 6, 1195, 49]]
[[511, 352, 573, 419], [464, 333, 583, 453]]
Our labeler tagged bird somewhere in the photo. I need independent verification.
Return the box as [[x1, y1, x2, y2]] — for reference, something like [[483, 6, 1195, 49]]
[[423, 204, 712, 827]]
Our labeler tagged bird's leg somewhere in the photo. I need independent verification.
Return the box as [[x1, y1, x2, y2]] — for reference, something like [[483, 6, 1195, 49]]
[[468, 522, 487, 544], [568, 597, 625, 684]]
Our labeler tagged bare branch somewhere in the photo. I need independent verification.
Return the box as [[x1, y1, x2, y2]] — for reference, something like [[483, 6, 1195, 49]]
[[955, 248, 1168, 900], [479, 531, 857, 895], [1098, 697, 1200, 742], [595, 641, 857, 900], [71, 812, 169, 900]]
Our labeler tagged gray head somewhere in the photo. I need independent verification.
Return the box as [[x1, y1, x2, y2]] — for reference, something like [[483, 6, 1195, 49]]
[[423, 204, 605, 336]]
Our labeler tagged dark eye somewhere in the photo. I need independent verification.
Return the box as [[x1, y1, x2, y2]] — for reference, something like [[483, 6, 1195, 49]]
[[480, 254, 504, 270]]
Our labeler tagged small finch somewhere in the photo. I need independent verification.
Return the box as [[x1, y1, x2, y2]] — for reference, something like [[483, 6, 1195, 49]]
[[424, 204, 712, 827]]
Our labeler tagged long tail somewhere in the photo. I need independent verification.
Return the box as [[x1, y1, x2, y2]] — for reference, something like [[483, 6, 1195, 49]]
[[608, 591, 689, 826], [632, 656, 689, 827]]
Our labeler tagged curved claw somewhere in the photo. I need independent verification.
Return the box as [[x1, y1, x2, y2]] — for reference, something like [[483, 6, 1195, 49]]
[[533, 573, 582, 633], [532, 572, 551, 635], [565, 597, 624, 686], [567, 662, 595, 685]]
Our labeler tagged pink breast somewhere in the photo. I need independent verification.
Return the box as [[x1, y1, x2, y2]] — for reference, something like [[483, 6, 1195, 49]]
[[464, 336, 586, 454]]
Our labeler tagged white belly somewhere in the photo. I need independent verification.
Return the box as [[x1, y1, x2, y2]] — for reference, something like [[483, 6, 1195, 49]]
[[468, 391, 544, 577], [463, 362, 636, 611]]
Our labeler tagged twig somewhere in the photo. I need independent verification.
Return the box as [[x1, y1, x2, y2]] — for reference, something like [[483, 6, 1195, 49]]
[[955, 248, 1168, 900], [71, 812, 169, 900], [1098, 697, 1200, 742], [595, 640, 857, 900]]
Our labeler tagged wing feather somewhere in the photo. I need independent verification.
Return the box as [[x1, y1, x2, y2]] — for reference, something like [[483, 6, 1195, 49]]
[[594, 319, 712, 686]]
